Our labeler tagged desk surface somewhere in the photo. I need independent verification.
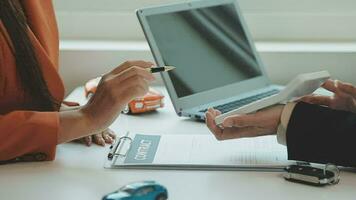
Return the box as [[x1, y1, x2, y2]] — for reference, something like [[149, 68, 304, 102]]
[[1, 87, 355, 200]]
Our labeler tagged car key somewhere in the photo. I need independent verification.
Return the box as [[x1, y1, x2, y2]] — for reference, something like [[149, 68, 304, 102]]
[[283, 164, 339, 186]]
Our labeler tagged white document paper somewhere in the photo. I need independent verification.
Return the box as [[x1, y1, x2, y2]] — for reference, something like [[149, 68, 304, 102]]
[[155, 134, 289, 166], [107, 133, 293, 171]]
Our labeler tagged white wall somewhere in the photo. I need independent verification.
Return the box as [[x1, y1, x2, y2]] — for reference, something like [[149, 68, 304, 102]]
[[54, 0, 356, 94], [54, 0, 356, 41]]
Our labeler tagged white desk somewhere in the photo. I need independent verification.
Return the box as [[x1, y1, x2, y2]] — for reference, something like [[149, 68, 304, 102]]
[[0, 87, 355, 200]]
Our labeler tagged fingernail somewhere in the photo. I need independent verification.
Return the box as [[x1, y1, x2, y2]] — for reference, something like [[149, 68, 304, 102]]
[[334, 80, 339, 87], [85, 138, 91, 146], [104, 136, 112, 143]]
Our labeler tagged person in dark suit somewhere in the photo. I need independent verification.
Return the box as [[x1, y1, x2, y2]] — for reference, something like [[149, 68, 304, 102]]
[[206, 79, 356, 167]]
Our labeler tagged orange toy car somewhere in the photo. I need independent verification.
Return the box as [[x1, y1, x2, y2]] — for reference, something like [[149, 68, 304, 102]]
[[84, 77, 164, 114]]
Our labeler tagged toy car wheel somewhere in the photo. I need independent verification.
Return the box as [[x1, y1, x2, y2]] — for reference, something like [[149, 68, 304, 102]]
[[155, 193, 168, 200], [122, 105, 130, 114]]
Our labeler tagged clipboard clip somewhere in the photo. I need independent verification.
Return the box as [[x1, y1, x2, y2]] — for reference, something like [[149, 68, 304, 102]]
[[108, 132, 132, 160]]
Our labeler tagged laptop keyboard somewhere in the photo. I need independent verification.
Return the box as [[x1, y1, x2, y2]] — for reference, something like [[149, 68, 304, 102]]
[[199, 89, 280, 114]]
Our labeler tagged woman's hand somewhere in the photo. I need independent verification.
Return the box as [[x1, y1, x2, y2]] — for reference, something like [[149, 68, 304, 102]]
[[81, 60, 155, 132], [205, 105, 284, 140], [301, 79, 356, 113], [58, 60, 155, 144]]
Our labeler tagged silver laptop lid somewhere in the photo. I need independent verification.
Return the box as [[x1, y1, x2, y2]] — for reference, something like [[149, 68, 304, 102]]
[[137, 0, 271, 115]]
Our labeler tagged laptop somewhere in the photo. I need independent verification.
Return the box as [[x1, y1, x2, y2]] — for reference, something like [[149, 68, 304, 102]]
[[137, 0, 281, 121]]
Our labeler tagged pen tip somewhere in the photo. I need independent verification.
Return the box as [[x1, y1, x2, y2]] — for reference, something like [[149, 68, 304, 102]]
[[165, 66, 176, 71]]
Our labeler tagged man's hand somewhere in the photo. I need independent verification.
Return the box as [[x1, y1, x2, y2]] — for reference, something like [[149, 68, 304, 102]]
[[205, 105, 284, 140], [301, 79, 356, 113]]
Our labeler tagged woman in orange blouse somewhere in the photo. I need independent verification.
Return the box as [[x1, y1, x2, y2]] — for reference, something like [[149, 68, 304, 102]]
[[0, 0, 155, 162]]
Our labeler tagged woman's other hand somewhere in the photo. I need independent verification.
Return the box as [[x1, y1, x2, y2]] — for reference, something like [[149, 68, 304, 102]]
[[301, 79, 356, 113], [205, 105, 284, 140], [75, 128, 116, 146]]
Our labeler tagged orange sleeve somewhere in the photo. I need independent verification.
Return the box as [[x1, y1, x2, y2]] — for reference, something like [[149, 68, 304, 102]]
[[0, 111, 59, 162]]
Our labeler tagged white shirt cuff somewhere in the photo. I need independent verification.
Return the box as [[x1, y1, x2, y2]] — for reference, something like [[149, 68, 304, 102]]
[[276, 102, 297, 145]]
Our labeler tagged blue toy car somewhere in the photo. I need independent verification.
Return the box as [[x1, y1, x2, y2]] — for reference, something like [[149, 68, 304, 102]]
[[102, 181, 168, 200]]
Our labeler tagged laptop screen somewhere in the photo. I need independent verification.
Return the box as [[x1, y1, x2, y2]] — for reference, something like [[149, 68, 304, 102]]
[[146, 3, 262, 98]]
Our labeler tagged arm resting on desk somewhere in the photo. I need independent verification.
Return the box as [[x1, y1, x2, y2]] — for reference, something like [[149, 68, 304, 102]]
[[285, 102, 356, 167], [0, 111, 58, 162]]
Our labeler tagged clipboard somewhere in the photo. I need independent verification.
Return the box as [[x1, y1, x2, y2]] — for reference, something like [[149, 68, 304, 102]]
[[104, 132, 295, 171]]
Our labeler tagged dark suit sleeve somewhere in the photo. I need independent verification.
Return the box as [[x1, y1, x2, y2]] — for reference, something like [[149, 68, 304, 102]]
[[286, 102, 356, 167]]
